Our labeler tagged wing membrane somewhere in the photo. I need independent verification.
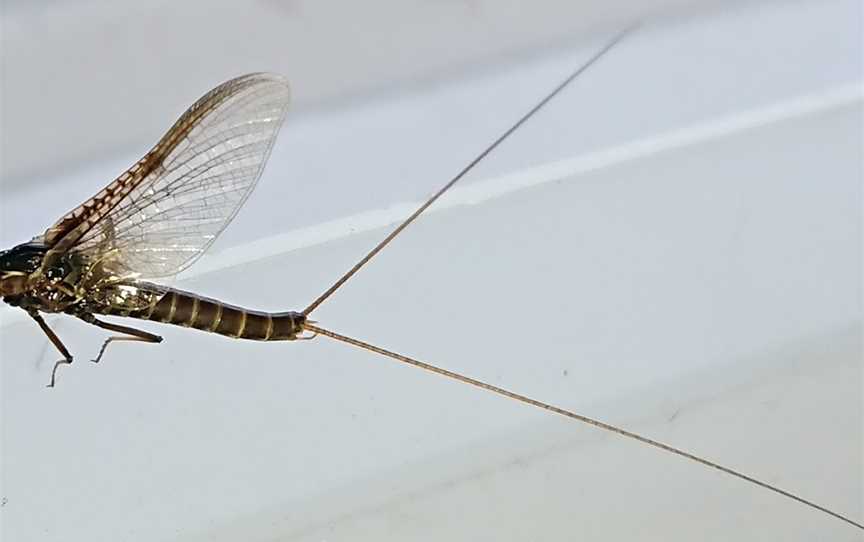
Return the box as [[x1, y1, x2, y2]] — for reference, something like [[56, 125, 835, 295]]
[[44, 73, 290, 278]]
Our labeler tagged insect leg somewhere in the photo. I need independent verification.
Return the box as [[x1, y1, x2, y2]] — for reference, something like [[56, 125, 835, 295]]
[[27, 310, 73, 388], [77, 315, 163, 364]]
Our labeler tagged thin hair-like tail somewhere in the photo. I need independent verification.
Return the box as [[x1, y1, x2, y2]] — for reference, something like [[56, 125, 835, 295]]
[[302, 25, 640, 317], [302, 323, 863, 530], [291, 25, 863, 531]]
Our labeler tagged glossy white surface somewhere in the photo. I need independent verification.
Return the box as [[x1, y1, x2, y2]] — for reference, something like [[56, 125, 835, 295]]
[[1, 2, 862, 541], [0, 0, 713, 182]]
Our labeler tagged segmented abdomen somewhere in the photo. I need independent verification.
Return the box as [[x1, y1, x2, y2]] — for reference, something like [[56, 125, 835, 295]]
[[106, 288, 304, 341]]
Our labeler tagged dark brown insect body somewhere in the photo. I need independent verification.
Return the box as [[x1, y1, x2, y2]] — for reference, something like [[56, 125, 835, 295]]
[[0, 32, 860, 531], [0, 252, 305, 341], [0, 73, 305, 384], [0, 241, 304, 340], [132, 289, 305, 341]]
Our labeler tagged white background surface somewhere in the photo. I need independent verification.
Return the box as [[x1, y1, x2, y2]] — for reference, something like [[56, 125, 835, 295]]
[[0, 0, 726, 183], [1, 1, 862, 541]]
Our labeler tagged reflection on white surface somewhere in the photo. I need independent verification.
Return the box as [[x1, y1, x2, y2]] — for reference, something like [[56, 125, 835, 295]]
[[1, 2, 862, 541]]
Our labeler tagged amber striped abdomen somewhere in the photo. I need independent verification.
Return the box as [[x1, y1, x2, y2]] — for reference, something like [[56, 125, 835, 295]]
[[139, 289, 305, 341]]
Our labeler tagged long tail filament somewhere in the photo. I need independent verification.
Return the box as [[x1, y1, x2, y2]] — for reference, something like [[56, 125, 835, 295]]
[[303, 322, 863, 530]]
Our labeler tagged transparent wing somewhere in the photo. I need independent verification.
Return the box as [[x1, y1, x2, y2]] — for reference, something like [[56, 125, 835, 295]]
[[44, 73, 290, 278]]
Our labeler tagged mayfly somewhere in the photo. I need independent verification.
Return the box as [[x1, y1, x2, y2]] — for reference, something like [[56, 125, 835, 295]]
[[0, 28, 859, 531]]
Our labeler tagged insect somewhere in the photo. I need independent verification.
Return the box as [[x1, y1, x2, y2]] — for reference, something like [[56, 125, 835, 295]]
[[0, 27, 859, 534]]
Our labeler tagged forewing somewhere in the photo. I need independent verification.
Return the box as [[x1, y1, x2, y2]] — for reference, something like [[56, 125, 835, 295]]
[[44, 73, 290, 278]]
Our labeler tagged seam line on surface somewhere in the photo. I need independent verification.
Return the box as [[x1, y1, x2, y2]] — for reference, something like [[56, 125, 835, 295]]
[[0, 84, 860, 328]]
